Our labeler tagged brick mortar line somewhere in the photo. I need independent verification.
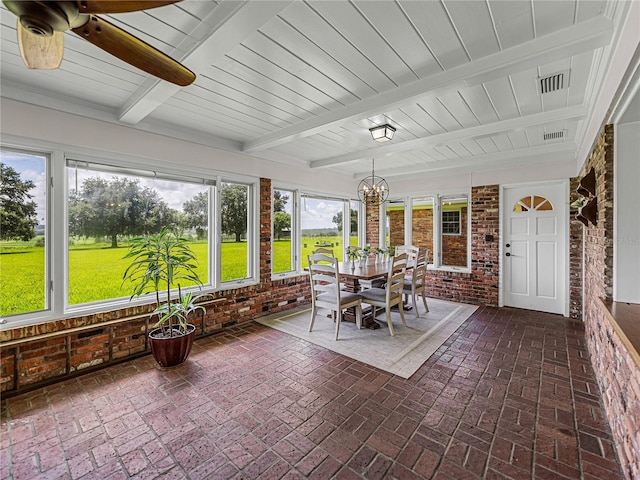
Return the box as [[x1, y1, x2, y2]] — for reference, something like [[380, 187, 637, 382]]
[[477, 308, 520, 479], [416, 306, 499, 479]]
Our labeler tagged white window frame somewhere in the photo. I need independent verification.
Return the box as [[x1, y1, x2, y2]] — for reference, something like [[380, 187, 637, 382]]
[[217, 176, 259, 288], [271, 186, 299, 279], [0, 146, 53, 324], [385, 191, 471, 273], [300, 191, 353, 267], [0, 137, 260, 328]]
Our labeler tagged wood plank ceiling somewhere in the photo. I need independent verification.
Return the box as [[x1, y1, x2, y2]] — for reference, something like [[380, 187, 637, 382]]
[[0, 0, 634, 181]]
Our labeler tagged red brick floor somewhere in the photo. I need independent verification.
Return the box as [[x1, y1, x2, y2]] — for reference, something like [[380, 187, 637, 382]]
[[0, 306, 624, 479]]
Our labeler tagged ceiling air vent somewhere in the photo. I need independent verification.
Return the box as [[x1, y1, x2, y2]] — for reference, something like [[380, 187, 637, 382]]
[[543, 130, 566, 141], [537, 69, 570, 95]]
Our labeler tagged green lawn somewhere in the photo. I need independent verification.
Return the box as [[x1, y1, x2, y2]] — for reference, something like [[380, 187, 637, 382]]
[[0, 235, 356, 316]]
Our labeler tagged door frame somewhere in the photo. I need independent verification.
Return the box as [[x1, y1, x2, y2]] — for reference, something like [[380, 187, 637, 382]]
[[499, 180, 570, 317]]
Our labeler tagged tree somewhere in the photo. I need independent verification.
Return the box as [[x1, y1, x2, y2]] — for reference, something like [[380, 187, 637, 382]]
[[273, 211, 291, 240], [273, 190, 289, 213], [183, 191, 208, 240], [221, 184, 247, 242], [332, 209, 358, 233], [68, 176, 177, 247], [273, 190, 291, 240], [0, 162, 38, 241]]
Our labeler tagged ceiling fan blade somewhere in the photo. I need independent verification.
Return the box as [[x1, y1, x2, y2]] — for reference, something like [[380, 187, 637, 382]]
[[17, 20, 64, 69], [71, 15, 195, 86], [75, 1, 181, 14]]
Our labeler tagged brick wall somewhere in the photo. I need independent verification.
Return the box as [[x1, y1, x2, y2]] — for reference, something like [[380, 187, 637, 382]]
[[569, 176, 584, 319], [411, 207, 433, 250], [388, 208, 404, 247], [580, 125, 639, 480], [587, 301, 640, 480], [390, 206, 468, 267], [429, 186, 499, 306], [368, 185, 500, 306], [365, 202, 380, 247], [583, 126, 615, 304]]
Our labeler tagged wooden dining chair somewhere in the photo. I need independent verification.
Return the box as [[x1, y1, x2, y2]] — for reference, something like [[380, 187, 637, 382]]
[[395, 244, 419, 268], [403, 247, 429, 317], [307, 253, 363, 340], [311, 247, 347, 291], [312, 247, 335, 257], [359, 252, 407, 336]]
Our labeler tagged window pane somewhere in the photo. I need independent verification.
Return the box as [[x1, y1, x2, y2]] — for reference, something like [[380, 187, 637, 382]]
[[0, 150, 48, 316], [411, 197, 434, 264], [440, 194, 468, 267], [385, 199, 405, 249], [67, 164, 209, 305], [220, 182, 249, 282], [273, 188, 293, 274], [349, 200, 359, 251], [301, 196, 343, 268]]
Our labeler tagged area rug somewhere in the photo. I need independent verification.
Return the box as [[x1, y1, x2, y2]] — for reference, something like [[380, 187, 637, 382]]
[[256, 298, 478, 378]]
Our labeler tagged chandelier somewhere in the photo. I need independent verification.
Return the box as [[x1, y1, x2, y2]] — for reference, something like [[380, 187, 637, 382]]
[[357, 159, 389, 206]]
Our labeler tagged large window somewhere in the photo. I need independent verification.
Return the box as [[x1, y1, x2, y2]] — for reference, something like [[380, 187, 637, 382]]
[[0, 149, 48, 317], [440, 194, 468, 268], [1, 143, 259, 325], [220, 181, 252, 283], [386, 192, 470, 271], [67, 160, 210, 306], [300, 194, 349, 267]]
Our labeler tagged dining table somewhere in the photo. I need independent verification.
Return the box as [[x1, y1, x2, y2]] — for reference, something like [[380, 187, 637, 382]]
[[337, 259, 403, 329]]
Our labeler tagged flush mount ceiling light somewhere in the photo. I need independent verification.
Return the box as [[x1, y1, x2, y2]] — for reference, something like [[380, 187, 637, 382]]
[[369, 124, 395, 142], [357, 159, 389, 206]]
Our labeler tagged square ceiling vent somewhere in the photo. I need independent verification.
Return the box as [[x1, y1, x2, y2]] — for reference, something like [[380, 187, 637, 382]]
[[537, 69, 570, 95]]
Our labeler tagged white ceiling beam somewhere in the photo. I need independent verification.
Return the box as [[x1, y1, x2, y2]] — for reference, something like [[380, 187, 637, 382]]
[[118, 1, 293, 125], [315, 105, 587, 169], [242, 15, 612, 153], [370, 143, 576, 180]]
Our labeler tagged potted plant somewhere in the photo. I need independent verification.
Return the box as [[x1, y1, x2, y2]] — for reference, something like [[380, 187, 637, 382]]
[[359, 245, 371, 267], [374, 246, 385, 263], [346, 246, 360, 268], [385, 245, 394, 262], [122, 227, 206, 368]]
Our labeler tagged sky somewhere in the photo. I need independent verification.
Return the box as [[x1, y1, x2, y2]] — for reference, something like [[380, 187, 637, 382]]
[[68, 165, 207, 212], [2, 151, 344, 230], [301, 197, 342, 230], [1, 151, 48, 225]]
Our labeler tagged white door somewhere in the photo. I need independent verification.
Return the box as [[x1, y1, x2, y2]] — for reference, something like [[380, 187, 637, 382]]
[[502, 182, 568, 315]]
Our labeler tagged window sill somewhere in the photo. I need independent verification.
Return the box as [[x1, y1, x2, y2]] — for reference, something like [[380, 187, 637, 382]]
[[271, 271, 305, 282], [427, 266, 471, 275]]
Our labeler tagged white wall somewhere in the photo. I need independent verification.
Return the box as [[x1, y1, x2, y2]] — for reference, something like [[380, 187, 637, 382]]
[[614, 120, 640, 303], [0, 98, 357, 197], [2, 98, 585, 199]]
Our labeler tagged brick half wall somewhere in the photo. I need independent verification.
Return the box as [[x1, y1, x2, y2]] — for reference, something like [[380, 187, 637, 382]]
[[581, 125, 639, 480]]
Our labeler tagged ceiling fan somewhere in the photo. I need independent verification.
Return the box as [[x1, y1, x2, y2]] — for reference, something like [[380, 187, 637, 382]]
[[3, 0, 195, 86]]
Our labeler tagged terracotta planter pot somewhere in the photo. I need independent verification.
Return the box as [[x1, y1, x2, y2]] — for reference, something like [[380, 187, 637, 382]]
[[148, 324, 196, 368]]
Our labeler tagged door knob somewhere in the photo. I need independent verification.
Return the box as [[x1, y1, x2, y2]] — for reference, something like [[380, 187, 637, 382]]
[[506, 252, 511, 256], [505, 243, 510, 248]]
